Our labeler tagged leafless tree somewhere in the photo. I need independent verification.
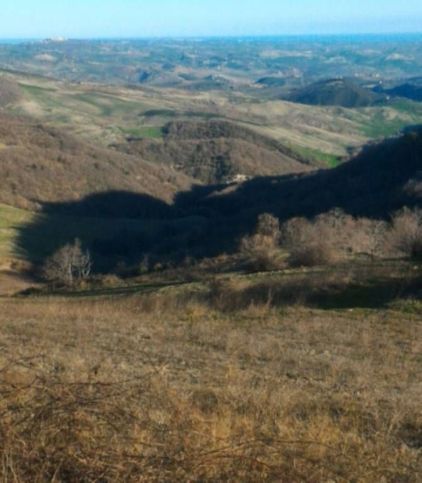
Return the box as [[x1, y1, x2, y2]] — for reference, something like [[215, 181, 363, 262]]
[[43, 239, 92, 285]]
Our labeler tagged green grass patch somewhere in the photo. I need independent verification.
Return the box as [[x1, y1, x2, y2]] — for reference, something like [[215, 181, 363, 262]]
[[361, 115, 411, 138], [361, 102, 422, 138], [72, 93, 142, 117], [121, 126, 164, 139], [19, 83, 56, 95], [288, 144, 343, 168], [389, 98, 422, 115], [0, 204, 34, 259]]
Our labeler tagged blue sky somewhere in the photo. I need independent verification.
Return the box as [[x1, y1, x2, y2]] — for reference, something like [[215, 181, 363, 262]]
[[1, 0, 422, 38]]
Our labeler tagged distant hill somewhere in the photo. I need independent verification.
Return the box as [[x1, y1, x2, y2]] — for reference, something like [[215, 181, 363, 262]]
[[286, 78, 386, 108], [382, 78, 422, 102], [0, 114, 193, 212], [114, 120, 312, 184], [256, 77, 286, 87]]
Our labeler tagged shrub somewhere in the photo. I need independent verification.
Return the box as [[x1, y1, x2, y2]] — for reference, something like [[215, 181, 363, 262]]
[[280, 209, 388, 267], [389, 208, 422, 259], [240, 213, 283, 271], [255, 212, 281, 239], [281, 216, 338, 267]]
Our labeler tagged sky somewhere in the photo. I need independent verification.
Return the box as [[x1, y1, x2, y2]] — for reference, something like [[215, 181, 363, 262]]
[[1, 0, 422, 39]]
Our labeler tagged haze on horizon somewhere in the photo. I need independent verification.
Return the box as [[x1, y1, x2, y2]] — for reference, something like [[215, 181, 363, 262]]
[[1, 0, 422, 39]]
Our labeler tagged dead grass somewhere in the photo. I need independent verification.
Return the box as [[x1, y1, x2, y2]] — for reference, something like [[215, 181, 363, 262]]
[[0, 280, 420, 481]]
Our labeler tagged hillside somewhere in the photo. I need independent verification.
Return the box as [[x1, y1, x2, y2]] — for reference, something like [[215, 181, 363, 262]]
[[190, 130, 422, 220], [0, 76, 21, 107], [286, 78, 386, 108], [383, 78, 422, 102], [10, 130, 421, 272], [256, 76, 286, 87], [114, 120, 312, 183], [0, 113, 193, 211]]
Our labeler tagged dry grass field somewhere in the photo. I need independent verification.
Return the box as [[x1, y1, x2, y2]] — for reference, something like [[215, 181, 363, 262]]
[[0, 267, 420, 481]]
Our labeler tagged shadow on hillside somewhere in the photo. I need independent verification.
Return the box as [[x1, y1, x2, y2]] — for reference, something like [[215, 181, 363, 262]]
[[15, 131, 422, 274]]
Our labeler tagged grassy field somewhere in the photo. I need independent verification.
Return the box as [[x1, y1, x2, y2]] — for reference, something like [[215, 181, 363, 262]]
[[120, 126, 164, 139], [288, 144, 343, 167], [0, 263, 420, 481], [0, 204, 34, 263]]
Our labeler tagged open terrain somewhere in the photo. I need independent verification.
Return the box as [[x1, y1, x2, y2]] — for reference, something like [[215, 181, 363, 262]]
[[0, 36, 421, 481], [0, 263, 420, 481]]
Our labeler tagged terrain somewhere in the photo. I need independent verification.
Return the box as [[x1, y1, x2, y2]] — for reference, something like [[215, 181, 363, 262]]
[[0, 267, 420, 481], [285, 78, 386, 107], [114, 120, 311, 183], [0, 36, 421, 481], [376, 76, 422, 102], [0, 112, 193, 210]]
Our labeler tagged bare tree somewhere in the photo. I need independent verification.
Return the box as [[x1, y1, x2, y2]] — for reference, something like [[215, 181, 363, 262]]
[[43, 239, 92, 285]]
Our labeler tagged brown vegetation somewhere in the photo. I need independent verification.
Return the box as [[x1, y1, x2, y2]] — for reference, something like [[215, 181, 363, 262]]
[[281, 210, 388, 267], [0, 113, 193, 210], [389, 207, 422, 259], [0, 76, 21, 107], [240, 213, 284, 271], [115, 120, 311, 184], [0, 274, 420, 481]]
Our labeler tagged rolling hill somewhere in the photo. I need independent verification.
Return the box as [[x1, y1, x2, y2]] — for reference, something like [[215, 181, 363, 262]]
[[7, 129, 421, 272], [189, 130, 422, 219], [0, 113, 193, 211], [114, 120, 312, 183], [382, 78, 422, 102], [286, 78, 386, 108]]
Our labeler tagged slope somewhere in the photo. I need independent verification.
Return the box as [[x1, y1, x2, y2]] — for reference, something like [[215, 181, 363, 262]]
[[189, 130, 422, 221], [0, 113, 193, 211], [114, 120, 312, 184]]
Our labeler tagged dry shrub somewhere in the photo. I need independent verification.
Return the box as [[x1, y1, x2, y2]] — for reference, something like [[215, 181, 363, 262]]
[[240, 213, 284, 271], [97, 273, 123, 287], [0, 354, 418, 482], [389, 207, 422, 259], [281, 210, 387, 267], [281, 216, 339, 267]]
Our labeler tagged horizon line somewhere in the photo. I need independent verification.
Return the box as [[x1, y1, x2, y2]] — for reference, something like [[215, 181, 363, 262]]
[[1, 31, 422, 42]]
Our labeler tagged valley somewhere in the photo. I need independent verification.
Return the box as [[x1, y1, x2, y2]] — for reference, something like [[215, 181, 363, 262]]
[[0, 35, 421, 482]]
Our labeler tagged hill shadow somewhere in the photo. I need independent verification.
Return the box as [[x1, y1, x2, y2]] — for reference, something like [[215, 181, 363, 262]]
[[15, 132, 422, 275]]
